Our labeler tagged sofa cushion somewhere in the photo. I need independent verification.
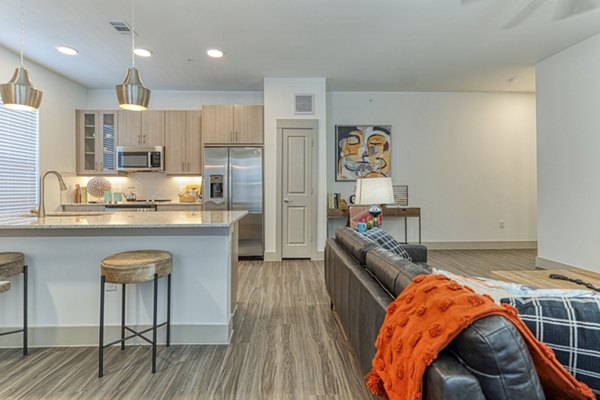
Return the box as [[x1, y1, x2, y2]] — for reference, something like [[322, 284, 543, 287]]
[[449, 315, 545, 400], [362, 228, 412, 261], [335, 226, 377, 266], [501, 296, 600, 395], [365, 247, 429, 297]]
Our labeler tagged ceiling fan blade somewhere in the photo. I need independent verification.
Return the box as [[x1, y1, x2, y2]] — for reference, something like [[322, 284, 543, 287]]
[[553, 0, 600, 21], [501, 0, 545, 29]]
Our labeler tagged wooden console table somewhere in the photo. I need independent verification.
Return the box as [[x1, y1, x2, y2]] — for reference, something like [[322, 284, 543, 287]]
[[327, 207, 421, 243]]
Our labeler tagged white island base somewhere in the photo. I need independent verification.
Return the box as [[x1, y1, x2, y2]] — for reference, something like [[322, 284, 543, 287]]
[[0, 211, 245, 347]]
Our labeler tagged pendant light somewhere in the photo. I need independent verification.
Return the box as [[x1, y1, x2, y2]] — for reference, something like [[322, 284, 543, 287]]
[[115, 0, 150, 111], [0, 0, 43, 112]]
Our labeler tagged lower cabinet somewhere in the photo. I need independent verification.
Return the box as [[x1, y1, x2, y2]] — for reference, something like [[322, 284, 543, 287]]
[[165, 111, 202, 175]]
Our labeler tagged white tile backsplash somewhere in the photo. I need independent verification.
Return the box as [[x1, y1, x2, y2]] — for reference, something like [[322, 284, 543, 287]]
[[61, 173, 202, 203]]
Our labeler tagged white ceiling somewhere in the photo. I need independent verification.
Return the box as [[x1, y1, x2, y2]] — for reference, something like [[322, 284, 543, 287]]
[[1, 0, 600, 92]]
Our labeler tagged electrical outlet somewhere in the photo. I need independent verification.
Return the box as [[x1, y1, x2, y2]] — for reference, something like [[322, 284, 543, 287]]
[[105, 283, 118, 292], [499, 220, 505, 229]]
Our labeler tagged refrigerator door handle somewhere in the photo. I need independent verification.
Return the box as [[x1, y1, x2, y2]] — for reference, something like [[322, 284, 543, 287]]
[[228, 151, 233, 210]]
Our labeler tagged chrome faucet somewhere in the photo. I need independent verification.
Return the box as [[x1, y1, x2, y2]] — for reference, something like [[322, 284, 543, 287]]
[[36, 171, 68, 218]]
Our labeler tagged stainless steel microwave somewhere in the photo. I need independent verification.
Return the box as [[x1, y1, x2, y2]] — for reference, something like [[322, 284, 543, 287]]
[[117, 146, 165, 172]]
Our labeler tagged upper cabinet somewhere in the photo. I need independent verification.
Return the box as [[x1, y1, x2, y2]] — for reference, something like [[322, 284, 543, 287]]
[[202, 105, 263, 144], [76, 110, 118, 176], [165, 110, 202, 175], [117, 110, 165, 147]]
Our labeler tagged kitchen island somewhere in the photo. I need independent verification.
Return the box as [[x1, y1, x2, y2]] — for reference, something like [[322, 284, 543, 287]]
[[0, 211, 246, 347]]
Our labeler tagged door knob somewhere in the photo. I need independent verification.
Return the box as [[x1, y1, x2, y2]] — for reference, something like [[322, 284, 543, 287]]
[[283, 198, 291, 203]]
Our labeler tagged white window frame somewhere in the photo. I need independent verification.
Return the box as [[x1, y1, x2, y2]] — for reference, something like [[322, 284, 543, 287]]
[[0, 98, 39, 217]]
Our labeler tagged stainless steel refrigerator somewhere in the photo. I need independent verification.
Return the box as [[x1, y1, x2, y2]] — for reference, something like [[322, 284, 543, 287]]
[[203, 147, 263, 257]]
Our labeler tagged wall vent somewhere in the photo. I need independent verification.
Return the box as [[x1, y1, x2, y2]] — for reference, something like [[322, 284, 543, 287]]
[[294, 94, 314, 115], [110, 21, 132, 34]]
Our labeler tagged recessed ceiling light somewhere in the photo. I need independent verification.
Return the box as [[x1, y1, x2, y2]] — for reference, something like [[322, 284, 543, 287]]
[[134, 48, 152, 57], [56, 46, 78, 55], [207, 49, 223, 58]]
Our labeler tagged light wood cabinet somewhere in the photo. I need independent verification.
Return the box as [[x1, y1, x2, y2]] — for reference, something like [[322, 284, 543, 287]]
[[202, 105, 263, 144], [76, 110, 118, 176], [165, 110, 202, 175], [234, 105, 263, 144], [117, 110, 165, 146]]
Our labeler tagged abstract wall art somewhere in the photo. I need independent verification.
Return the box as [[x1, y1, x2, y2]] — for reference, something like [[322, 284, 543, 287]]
[[335, 125, 391, 181]]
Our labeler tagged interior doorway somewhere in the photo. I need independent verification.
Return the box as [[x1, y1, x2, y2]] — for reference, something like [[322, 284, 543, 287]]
[[276, 119, 318, 259]]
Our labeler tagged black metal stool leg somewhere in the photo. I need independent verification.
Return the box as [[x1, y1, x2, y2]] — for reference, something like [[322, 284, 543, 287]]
[[167, 273, 171, 347], [99, 276, 105, 378], [23, 264, 28, 356], [152, 273, 158, 374], [121, 283, 126, 350]]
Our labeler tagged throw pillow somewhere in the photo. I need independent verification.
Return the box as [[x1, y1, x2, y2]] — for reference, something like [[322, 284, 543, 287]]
[[362, 228, 412, 261], [500, 296, 600, 395]]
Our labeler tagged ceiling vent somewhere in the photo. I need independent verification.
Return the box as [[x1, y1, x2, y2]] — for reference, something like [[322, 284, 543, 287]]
[[294, 94, 314, 115], [110, 21, 132, 34]]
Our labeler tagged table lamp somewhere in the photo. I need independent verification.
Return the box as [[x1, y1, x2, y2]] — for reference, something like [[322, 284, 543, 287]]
[[354, 177, 395, 228]]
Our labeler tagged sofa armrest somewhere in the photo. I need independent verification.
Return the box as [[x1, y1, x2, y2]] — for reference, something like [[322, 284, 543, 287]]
[[424, 353, 485, 400], [401, 244, 428, 263]]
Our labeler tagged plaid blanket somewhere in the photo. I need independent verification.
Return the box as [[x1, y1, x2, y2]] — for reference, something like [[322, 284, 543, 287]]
[[501, 297, 600, 395]]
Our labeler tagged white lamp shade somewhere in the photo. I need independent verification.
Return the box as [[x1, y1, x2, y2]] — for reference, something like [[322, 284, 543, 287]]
[[355, 177, 394, 205]]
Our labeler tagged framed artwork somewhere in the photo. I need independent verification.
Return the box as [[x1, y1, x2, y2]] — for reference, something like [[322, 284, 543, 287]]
[[393, 185, 408, 206], [335, 125, 391, 181]]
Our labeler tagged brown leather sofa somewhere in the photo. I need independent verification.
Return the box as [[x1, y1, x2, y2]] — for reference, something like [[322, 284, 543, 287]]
[[324, 227, 547, 400]]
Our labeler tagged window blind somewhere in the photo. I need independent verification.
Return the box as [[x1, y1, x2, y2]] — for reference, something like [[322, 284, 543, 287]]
[[0, 97, 39, 217]]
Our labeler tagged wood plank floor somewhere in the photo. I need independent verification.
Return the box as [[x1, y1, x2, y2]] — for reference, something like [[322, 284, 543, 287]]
[[0, 250, 538, 399], [0, 260, 372, 400], [428, 249, 537, 278]]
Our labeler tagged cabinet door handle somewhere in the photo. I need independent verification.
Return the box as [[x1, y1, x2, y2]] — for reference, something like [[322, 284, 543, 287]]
[[138, 134, 141, 144], [182, 162, 185, 171], [143, 134, 146, 144], [236, 131, 239, 142], [187, 162, 190, 171]]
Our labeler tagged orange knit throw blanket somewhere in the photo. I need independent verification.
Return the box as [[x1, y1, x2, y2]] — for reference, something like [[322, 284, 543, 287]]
[[366, 274, 596, 400]]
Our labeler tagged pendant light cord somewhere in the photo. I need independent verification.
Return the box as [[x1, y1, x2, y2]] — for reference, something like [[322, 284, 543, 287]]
[[19, 0, 24, 67], [131, 0, 135, 68]]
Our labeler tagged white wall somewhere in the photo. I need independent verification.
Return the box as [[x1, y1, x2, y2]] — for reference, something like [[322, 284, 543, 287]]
[[86, 89, 262, 110], [328, 91, 537, 243], [263, 78, 327, 257], [0, 46, 88, 212], [536, 32, 600, 272]]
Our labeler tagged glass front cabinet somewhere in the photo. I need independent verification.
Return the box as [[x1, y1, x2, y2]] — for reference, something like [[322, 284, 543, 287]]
[[76, 110, 118, 175]]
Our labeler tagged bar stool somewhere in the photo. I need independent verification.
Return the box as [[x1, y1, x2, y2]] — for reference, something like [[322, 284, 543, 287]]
[[0, 252, 27, 355], [99, 250, 172, 378]]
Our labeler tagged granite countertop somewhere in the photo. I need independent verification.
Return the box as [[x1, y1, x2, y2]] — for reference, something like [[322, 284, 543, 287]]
[[61, 201, 203, 206], [0, 211, 247, 229]]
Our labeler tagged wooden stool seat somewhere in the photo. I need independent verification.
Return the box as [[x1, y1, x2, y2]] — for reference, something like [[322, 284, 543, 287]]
[[101, 250, 172, 284], [0, 252, 25, 278], [0, 281, 10, 293]]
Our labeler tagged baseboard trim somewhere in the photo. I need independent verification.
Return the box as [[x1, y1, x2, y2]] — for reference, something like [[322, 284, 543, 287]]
[[535, 256, 579, 270], [263, 251, 280, 262], [0, 323, 231, 348], [425, 241, 537, 250], [263, 251, 324, 261]]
